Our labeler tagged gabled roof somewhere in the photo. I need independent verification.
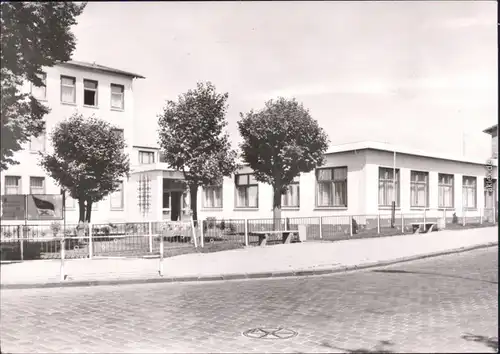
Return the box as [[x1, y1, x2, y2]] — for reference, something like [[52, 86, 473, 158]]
[[57, 60, 145, 79], [326, 140, 496, 166], [483, 124, 498, 136]]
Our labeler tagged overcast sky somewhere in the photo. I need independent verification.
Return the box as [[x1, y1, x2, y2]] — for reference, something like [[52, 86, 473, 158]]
[[71, 1, 497, 159]]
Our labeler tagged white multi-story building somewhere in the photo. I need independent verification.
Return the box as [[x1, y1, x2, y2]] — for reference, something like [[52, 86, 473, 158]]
[[0, 60, 144, 223]]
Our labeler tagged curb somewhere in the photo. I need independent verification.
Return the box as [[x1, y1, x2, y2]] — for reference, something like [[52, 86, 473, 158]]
[[1, 242, 497, 290]]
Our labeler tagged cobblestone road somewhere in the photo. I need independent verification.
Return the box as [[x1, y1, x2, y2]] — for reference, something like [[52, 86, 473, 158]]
[[1, 247, 498, 353]]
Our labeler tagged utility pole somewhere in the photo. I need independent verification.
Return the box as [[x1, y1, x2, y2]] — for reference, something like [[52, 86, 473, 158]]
[[391, 150, 396, 228]]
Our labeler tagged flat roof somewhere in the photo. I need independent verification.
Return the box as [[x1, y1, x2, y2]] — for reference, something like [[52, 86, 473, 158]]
[[133, 145, 159, 150], [483, 124, 498, 135], [57, 60, 145, 79], [326, 141, 497, 166]]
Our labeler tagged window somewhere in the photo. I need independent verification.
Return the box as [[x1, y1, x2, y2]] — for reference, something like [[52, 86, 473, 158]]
[[29, 130, 46, 152], [92, 201, 98, 211], [112, 129, 124, 150], [462, 176, 477, 209], [438, 174, 454, 208], [110, 182, 124, 210], [83, 79, 98, 106], [60, 76, 76, 103], [29, 177, 45, 195], [235, 174, 258, 208], [139, 151, 155, 164], [378, 167, 400, 207], [282, 177, 300, 207], [316, 167, 347, 207], [410, 171, 429, 207], [111, 84, 124, 109], [4, 176, 21, 195], [203, 185, 223, 208], [31, 72, 47, 100], [112, 129, 124, 140], [484, 178, 497, 208]]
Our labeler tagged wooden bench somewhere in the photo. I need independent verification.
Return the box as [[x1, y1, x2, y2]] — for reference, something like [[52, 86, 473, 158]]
[[411, 222, 437, 234], [249, 231, 299, 246]]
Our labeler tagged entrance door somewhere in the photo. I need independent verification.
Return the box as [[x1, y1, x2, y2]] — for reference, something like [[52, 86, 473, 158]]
[[170, 191, 182, 221]]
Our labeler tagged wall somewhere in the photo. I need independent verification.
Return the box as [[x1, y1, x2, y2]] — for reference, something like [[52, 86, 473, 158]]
[[197, 150, 368, 220], [492, 135, 498, 159], [0, 64, 136, 225], [365, 149, 498, 217]]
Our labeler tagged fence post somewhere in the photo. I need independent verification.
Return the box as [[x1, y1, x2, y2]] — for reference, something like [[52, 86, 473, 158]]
[[17, 225, 24, 261], [480, 208, 483, 224], [159, 234, 164, 276], [148, 221, 153, 253], [401, 213, 405, 234], [244, 219, 249, 246], [199, 218, 204, 248], [60, 236, 65, 281], [88, 223, 93, 259], [462, 208, 466, 226], [349, 216, 353, 237], [423, 209, 426, 225], [377, 214, 380, 234], [319, 217, 323, 239]]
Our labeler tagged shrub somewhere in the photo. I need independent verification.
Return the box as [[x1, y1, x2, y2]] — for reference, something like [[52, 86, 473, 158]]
[[205, 217, 216, 230], [227, 222, 237, 234], [352, 218, 358, 234], [50, 222, 62, 236]]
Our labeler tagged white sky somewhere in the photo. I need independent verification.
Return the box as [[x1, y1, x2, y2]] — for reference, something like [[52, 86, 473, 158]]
[[71, 1, 497, 159]]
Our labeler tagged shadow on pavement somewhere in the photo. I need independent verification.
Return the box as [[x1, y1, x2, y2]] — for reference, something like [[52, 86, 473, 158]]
[[319, 339, 395, 353], [371, 269, 498, 285], [461, 333, 498, 352]]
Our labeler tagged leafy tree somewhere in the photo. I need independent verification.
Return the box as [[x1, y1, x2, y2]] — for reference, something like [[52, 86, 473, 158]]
[[238, 97, 330, 225], [1, 1, 86, 170], [157, 82, 238, 223], [39, 113, 130, 223]]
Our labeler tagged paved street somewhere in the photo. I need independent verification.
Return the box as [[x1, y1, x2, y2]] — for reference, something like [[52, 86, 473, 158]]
[[1, 247, 498, 354]]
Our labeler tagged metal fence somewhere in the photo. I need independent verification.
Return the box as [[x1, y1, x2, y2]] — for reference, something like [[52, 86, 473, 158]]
[[0, 221, 201, 261], [1, 208, 497, 262]]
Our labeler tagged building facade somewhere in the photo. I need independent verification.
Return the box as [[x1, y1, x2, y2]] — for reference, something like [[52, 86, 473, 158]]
[[127, 141, 497, 223], [0, 61, 144, 224]]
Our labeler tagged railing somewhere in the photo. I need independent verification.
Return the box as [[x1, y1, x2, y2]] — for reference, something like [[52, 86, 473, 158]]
[[1, 208, 497, 263]]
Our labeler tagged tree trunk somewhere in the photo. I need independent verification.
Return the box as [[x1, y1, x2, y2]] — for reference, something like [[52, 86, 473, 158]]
[[78, 198, 85, 223], [85, 200, 92, 223], [189, 184, 198, 227], [77, 198, 86, 237], [273, 185, 282, 231]]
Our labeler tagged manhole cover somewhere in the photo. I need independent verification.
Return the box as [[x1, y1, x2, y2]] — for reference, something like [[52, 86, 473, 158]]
[[243, 327, 298, 340]]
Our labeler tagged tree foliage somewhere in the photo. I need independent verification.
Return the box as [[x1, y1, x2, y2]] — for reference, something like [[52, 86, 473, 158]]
[[1, 1, 86, 170], [39, 113, 130, 223], [238, 97, 330, 221], [157, 82, 238, 222]]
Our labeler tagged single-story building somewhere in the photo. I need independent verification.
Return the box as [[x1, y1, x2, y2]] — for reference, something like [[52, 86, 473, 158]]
[[126, 141, 497, 223]]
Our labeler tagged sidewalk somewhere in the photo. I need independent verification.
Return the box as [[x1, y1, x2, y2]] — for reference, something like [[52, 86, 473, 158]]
[[1, 226, 498, 289]]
